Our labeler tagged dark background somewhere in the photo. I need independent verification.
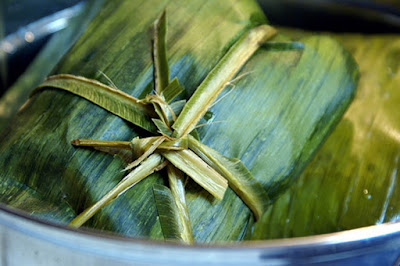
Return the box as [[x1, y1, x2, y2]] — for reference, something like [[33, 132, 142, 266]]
[[1, 0, 400, 94]]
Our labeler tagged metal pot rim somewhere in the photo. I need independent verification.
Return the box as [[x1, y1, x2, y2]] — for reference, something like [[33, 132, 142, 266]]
[[1, 202, 399, 253]]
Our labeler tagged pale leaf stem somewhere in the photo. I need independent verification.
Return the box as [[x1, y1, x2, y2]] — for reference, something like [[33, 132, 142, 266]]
[[69, 153, 163, 228]]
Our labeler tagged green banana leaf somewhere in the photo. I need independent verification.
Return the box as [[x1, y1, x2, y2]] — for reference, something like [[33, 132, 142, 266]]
[[253, 29, 400, 239], [0, 0, 358, 242]]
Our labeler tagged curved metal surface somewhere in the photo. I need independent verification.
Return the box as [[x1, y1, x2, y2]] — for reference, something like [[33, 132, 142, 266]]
[[0, 2, 84, 56], [1, 205, 400, 265]]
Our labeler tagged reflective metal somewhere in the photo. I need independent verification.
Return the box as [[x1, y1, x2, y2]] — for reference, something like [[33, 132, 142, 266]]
[[1, 205, 400, 265], [0, 2, 84, 58]]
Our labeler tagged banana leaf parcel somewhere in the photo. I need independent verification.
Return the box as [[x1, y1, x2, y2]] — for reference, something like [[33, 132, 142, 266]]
[[0, 0, 358, 243]]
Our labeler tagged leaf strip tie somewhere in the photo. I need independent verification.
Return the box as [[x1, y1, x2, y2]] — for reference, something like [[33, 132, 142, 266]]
[[34, 11, 277, 243], [124, 136, 166, 172]]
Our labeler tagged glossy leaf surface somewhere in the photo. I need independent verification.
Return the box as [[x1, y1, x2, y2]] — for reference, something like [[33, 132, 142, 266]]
[[253, 30, 400, 239]]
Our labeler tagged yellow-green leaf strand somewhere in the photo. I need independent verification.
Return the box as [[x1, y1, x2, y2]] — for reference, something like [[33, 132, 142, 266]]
[[69, 153, 163, 228], [162, 149, 228, 200], [32, 74, 157, 133], [172, 25, 277, 138], [167, 165, 193, 244]]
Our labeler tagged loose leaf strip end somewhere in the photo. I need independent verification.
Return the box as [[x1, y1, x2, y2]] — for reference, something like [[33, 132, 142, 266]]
[[32, 74, 157, 133], [71, 139, 131, 150], [188, 136, 269, 220], [69, 153, 163, 228], [153, 10, 169, 95], [152, 164, 194, 244], [172, 25, 277, 138]]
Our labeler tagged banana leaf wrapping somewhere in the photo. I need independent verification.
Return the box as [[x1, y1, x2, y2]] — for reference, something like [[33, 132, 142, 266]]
[[0, 0, 358, 242], [253, 29, 400, 239]]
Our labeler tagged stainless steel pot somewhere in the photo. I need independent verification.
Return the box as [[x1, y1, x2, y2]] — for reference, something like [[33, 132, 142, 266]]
[[1, 205, 400, 265], [2, 2, 400, 265]]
